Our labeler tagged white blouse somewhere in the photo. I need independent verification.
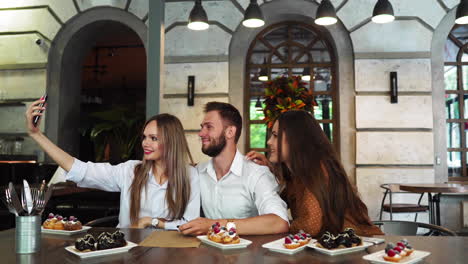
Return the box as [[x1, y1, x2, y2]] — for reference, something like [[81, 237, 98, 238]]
[[66, 159, 200, 229]]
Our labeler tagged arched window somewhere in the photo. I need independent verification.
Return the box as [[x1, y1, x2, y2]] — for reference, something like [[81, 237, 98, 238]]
[[245, 21, 338, 153], [444, 25, 468, 179]]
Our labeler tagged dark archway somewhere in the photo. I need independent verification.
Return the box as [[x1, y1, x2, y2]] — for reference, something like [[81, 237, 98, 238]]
[[46, 7, 147, 159]]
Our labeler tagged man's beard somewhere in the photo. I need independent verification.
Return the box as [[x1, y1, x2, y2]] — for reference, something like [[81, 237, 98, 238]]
[[202, 134, 227, 157]]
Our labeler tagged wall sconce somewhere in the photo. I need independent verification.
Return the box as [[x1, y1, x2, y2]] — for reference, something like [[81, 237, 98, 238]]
[[372, 0, 395, 24], [315, 0, 338, 26], [390, 71, 398, 104], [188, 0, 209, 30], [188, 76, 195, 106]]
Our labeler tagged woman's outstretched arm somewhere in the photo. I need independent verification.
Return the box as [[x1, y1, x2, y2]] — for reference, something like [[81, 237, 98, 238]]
[[25, 98, 74, 171]]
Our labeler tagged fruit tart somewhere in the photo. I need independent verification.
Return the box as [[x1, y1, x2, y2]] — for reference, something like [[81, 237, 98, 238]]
[[43, 213, 83, 231], [283, 230, 312, 249], [383, 239, 415, 262], [207, 222, 240, 244]]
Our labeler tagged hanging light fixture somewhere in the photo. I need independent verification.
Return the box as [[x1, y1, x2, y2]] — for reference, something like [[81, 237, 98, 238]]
[[372, 0, 395, 24], [243, 0, 265, 28], [456, 0, 468, 24], [258, 58, 268, 81], [255, 97, 262, 108], [301, 67, 311, 81], [188, 0, 209, 30], [315, 0, 338, 26]]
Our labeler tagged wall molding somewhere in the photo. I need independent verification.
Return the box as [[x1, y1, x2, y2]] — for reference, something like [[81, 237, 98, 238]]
[[0, 5, 64, 26], [163, 93, 229, 99], [355, 52, 432, 59], [356, 91, 432, 96], [125, 0, 132, 11], [357, 128, 433, 132], [437, 0, 450, 12], [356, 164, 434, 168], [0, 31, 52, 43], [165, 55, 229, 63], [72, 0, 81, 13]]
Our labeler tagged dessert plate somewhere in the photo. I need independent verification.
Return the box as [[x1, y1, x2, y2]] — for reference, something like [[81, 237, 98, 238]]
[[41, 226, 92, 235], [307, 241, 373, 255], [197, 235, 252, 249], [362, 249, 430, 264], [262, 237, 316, 255], [65, 241, 138, 258]]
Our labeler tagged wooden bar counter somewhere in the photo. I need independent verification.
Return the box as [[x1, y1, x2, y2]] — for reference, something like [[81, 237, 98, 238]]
[[0, 227, 467, 263]]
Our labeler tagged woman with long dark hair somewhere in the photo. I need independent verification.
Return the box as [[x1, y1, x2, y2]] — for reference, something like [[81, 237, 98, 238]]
[[25, 98, 199, 229], [247, 110, 381, 236]]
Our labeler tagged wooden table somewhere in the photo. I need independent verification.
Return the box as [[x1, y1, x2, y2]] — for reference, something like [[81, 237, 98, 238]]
[[0, 227, 467, 263], [399, 183, 468, 225]]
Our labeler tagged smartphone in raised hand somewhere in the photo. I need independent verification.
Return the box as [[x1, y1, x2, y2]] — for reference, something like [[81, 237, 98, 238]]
[[33, 94, 48, 127]]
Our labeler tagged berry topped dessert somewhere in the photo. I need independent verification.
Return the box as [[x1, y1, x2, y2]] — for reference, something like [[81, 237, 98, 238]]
[[316, 228, 363, 250], [43, 213, 82, 231], [283, 230, 312, 249], [383, 239, 414, 262], [74, 231, 127, 252], [207, 222, 240, 244]]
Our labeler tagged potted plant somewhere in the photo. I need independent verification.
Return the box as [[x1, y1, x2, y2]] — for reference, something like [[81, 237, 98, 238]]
[[81, 106, 145, 163], [263, 76, 316, 128]]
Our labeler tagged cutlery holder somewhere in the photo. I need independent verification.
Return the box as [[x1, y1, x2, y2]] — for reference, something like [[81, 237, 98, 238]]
[[16, 216, 41, 254]]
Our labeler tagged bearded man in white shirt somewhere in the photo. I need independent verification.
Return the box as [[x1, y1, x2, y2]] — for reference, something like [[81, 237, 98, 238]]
[[179, 102, 289, 235]]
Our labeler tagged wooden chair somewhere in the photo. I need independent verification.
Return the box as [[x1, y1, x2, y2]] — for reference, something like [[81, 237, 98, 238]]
[[373, 220, 457, 236], [379, 183, 429, 221]]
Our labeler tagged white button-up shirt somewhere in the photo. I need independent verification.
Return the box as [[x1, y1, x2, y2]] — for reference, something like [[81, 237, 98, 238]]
[[197, 150, 288, 222], [66, 159, 200, 229]]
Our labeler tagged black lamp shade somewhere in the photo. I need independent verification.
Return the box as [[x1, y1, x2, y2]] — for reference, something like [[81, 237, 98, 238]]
[[372, 0, 395, 23], [188, 0, 209, 30], [255, 97, 262, 108], [315, 0, 338, 26], [302, 67, 311, 81], [456, 0, 468, 24], [243, 0, 265, 28]]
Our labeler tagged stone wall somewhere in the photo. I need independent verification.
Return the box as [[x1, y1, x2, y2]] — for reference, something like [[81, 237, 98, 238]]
[[0, 0, 466, 229]]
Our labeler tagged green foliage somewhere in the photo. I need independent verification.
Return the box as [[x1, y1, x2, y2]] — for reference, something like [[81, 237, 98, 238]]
[[85, 107, 145, 162], [263, 76, 316, 128]]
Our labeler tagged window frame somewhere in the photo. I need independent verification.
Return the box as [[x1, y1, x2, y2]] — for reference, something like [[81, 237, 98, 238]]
[[244, 21, 339, 154]]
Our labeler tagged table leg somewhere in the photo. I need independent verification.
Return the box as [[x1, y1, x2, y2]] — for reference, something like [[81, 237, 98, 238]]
[[428, 193, 434, 225], [434, 193, 441, 226]]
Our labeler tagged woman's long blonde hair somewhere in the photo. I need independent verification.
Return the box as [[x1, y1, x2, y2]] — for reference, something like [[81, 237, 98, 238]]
[[129, 113, 194, 225]]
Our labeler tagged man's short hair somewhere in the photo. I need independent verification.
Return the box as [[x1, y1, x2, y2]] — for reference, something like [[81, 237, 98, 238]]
[[204, 102, 242, 143]]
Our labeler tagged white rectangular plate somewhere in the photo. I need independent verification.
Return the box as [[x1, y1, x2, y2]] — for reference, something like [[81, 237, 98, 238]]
[[362, 250, 430, 264], [65, 241, 138, 258], [41, 226, 92, 235], [197, 235, 252, 250], [262, 237, 316, 255], [307, 241, 373, 255]]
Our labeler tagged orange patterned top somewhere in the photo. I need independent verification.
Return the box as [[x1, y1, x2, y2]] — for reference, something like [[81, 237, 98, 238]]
[[287, 180, 383, 237]]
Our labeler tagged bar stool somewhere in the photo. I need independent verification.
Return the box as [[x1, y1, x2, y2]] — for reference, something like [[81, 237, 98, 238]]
[[379, 183, 429, 221]]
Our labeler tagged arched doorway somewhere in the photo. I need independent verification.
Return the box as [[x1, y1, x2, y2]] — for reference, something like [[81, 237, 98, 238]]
[[46, 7, 147, 161], [79, 23, 146, 163], [244, 21, 337, 154]]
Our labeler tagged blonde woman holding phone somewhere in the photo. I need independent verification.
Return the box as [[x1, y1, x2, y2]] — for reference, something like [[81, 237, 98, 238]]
[[25, 98, 200, 229]]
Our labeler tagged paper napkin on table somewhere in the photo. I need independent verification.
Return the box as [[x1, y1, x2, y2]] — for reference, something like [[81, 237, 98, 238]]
[[139, 231, 200, 248]]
